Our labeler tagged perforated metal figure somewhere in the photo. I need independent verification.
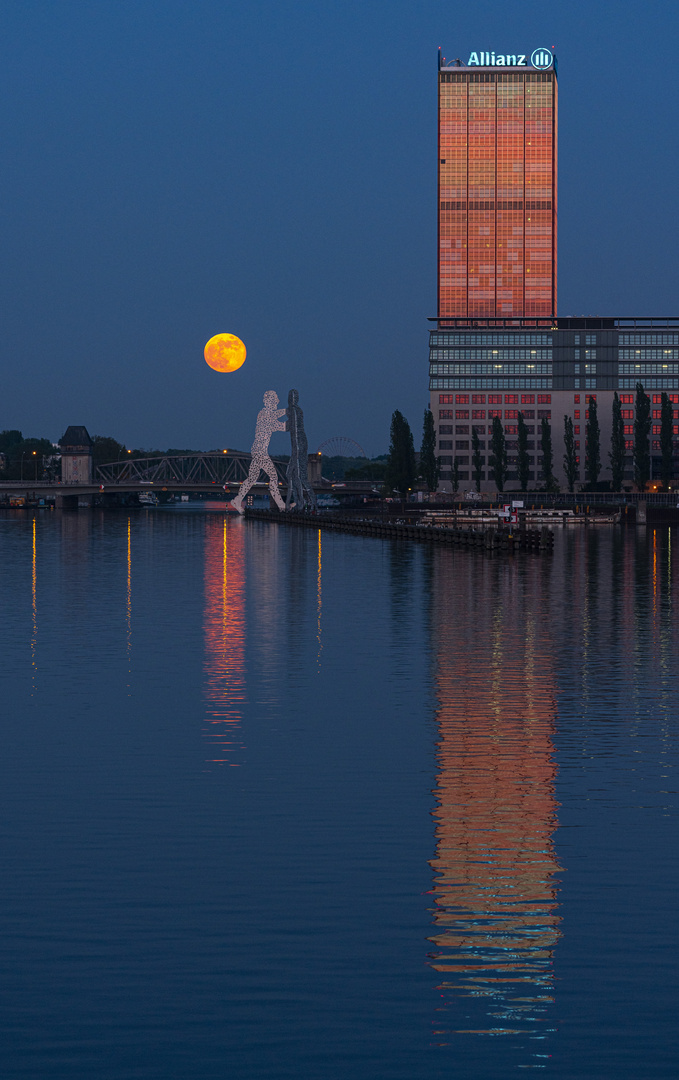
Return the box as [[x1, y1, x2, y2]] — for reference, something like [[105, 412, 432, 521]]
[[230, 391, 287, 513], [285, 389, 316, 511]]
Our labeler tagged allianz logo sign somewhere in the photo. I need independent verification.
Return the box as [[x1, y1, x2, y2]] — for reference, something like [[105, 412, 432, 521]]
[[467, 48, 553, 70]]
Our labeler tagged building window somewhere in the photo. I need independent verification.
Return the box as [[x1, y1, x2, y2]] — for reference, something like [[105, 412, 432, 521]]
[[488, 394, 502, 404], [622, 410, 633, 420], [585, 364, 596, 374], [455, 440, 468, 450], [537, 409, 551, 419], [537, 394, 552, 404], [586, 334, 597, 344], [574, 395, 580, 403], [624, 425, 633, 435], [489, 409, 502, 419], [456, 425, 469, 434], [456, 394, 469, 404], [456, 410, 469, 419], [653, 395, 663, 403], [439, 409, 453, 419], [439, 424, 453, 434], [574, 335, 580, 345], [653, 410, 662, 420], [585, 349, 596, 360], [472, 410, 486, 419], [521, 394, 535, 404], [520, 409, 535, 419], [505, 410, 518, 419], [586, 379, 597, 388], [620, 394, 633, 404], [439, 441, 453, 450], [574, 425, 580, 435], [504, 394, 519, 404], [574, 410, 580, 418], [505, 425, 518, 435], [439, 395, 454, 404], [472, 394, 486, 404]]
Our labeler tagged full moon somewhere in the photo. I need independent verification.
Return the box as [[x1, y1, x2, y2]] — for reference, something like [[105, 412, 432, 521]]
[[204, 333, 247, 373]]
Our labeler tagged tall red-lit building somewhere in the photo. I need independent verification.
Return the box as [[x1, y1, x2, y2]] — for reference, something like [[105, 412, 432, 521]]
[[438, 49, 557, 318]]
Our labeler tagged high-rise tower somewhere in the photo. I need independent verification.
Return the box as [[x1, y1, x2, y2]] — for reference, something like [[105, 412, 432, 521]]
[[438, 50, 557, 318]]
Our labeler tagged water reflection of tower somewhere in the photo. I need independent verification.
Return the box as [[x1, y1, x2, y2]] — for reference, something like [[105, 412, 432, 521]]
[[203, 516, 246, 764], [429, 554, 562, 1043]]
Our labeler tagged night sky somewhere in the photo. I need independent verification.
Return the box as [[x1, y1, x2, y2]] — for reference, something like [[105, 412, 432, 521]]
[[1, 0, 676, 456]]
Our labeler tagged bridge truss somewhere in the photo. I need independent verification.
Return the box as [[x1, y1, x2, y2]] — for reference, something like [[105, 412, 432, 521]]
[[97, 452, 289, 488]]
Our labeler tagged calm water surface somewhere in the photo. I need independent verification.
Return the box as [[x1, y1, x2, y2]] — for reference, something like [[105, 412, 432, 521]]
[[0, 508, 677, 1078]]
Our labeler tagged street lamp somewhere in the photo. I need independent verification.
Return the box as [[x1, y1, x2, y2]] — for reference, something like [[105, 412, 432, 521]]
[[33, 451, 37, 482]]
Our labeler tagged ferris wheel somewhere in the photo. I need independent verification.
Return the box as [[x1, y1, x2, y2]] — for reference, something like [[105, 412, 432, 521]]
[[316, 437, 367, 459]]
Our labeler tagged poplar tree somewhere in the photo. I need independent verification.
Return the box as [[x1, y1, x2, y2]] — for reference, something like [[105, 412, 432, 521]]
[[420, 408, 439, 492], [585, 396, 601, 489], [386, 410, 416, 494], [540, 418, 555, 490], [472, 428, 483, 492], [609, 392, 626, 491], [660, 392, 674, 490], [563, 415, 578, 493], [489, 416, 507, 492], [451, 456, 460, 494], [517, 411, 530, 491], [633, 383, 651, 490]]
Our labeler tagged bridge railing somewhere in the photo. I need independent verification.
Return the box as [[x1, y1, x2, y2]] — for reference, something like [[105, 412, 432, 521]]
[[97, 452, 289, 487]]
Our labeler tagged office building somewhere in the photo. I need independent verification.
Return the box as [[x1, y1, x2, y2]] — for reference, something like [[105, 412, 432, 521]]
[[438, 49, 557, 318], [430, 49, 679, 490]]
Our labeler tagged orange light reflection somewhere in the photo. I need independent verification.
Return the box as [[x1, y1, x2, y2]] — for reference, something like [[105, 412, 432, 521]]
[[429, 562, 562, 1043], [203, 516, 246, 764]]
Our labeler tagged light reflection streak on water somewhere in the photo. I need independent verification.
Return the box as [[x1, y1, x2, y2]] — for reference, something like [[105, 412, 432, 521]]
[[429, 558, 562, 1050], [203, 516, 246, 764], [126, 517, 132, 689], [316, 528, 322, 671], [30, 517, 37, 695]]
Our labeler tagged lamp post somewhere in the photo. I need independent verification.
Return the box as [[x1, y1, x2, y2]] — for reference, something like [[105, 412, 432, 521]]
[[33, 451, 37, 482]]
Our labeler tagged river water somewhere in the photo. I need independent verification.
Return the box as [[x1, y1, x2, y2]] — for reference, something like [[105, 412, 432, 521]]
[[0, 508, 677, 1078]]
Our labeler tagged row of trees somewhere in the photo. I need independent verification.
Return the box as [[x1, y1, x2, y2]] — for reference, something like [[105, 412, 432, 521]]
[[386, 383, 674, 495]]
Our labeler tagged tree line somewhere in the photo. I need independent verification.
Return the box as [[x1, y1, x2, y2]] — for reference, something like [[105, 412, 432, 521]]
[[386, 383, 674, 495]]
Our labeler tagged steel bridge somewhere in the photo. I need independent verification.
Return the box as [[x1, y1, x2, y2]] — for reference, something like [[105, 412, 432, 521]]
[[96, 451, 289, 490]]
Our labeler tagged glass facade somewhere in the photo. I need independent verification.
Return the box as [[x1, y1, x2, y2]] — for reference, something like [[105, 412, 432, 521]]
[[439, 65, 557, 319]]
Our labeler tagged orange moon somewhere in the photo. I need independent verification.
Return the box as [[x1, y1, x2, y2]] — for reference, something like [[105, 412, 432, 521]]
[[204, 333, 246, 373]]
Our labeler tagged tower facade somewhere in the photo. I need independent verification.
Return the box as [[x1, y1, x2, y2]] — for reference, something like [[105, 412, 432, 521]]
[[438, 50, 557, 319]]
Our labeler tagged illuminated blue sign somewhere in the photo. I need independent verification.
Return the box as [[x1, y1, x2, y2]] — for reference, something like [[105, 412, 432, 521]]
[[466, 49, 554, 70], [531, 48, 553, 70]]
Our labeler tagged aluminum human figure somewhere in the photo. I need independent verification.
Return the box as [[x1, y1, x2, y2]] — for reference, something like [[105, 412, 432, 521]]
[[230, 391, 287, 513], [285, 388, 316, 511]]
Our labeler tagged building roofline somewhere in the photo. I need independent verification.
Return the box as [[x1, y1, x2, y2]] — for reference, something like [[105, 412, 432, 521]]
[[429, 317, 679, 328]]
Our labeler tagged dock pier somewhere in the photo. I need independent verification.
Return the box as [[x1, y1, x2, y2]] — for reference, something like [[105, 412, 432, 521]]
[[244, 509, 555, 553]]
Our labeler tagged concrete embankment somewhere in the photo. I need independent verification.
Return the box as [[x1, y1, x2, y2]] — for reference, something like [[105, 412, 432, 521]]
[[243, 509, 555, 552]]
